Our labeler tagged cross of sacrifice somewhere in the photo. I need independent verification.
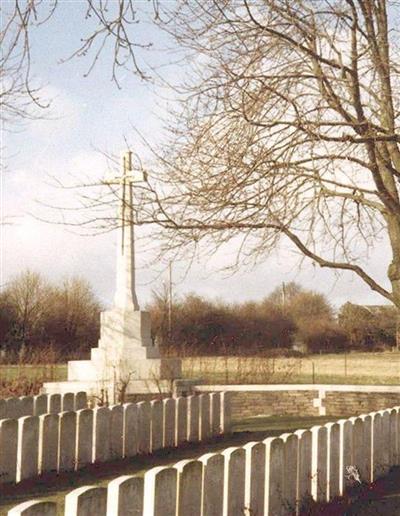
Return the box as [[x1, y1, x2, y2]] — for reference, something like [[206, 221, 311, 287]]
[[103, 151, 147, 311]]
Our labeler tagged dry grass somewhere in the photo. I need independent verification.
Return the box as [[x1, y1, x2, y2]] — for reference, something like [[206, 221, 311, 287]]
[[181, 351, 400, 385], [0, 351, 399, 398]]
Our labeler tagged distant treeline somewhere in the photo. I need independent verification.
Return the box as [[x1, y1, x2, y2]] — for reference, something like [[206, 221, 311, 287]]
[[150, 283, 398, 356], [0, 271, 397, 362], [0, 270, 100, 362]]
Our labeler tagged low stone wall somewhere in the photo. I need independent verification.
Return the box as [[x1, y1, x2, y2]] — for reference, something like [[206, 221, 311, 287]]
[[0, 392, 230, 485], [0, 392, 87, 420], [194, 384, 400, 419], [7, 406, 400, 515]]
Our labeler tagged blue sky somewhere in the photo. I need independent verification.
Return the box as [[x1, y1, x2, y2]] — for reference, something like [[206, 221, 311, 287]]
[[1, 1, 391, 309]]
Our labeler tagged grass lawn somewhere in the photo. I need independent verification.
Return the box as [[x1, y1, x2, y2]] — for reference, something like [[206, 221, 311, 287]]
[[182, 352, 400, 385], [1, 351, 400, 389], [0, 414, 339, 515], [0, 364, 67, 382]]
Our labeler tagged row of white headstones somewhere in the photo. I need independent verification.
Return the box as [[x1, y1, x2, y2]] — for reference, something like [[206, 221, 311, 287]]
[[0, 392, 229, 485], [6, 404, 400, 516]]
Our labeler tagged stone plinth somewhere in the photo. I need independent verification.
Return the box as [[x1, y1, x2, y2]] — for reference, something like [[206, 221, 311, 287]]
[[42, 309, 181, 400]]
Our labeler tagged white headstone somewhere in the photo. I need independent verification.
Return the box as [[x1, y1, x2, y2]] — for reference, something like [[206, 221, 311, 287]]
[[243, 441, 266, 516], [93, 406, 111, 463], [264, 437, 285, 516], [58, 411, 77, 472], [187, 395, 200, 442], [7, 500, 57, 516], [210, 392, 221, 436], [16, 416, 39, 482], [123, 403, 138, 458], [174, 459, 203, 516], [353, 416, 370, 484], [0, 418, 18, 483], [76, 409, 93, 469], [163, 398, 176, 448], [143, 466, 178, 516], [61, 393, 75, 412], [150, 400, 163, 452], [109, 405, 124, 460], [199, 453, 224, 516], [199, 394, 210, 441], [137, 401, 151, 454], [311, 425, 328, 502], [38, 414, 58, 474], [222, 446, 246, 516], [175, 397, 188, 446], [33, 395, 48, 416], [75, 392, 87, 411], [220, 392, 232, 434], [19, 397, 33, 417], [280, 432, 298, 512], [326, 422, 340, 500], [48, 394, 61, 415], [64, 485, 107, 516], [106, 474, 144, 516]]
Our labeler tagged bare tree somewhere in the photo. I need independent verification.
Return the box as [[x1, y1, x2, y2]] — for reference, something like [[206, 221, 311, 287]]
[[134, 0, 400, 307], [0, 0, 157, 126]]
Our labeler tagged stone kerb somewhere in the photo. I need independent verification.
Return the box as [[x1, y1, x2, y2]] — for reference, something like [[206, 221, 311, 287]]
[[123, 403, 138, 458], [199, 453, 224, 516], [174, 459, 203, 516], [264, 437, 285, 516], [150, 400, 163, 453], [38, 414, 58, 475], [58, 411, 77, 472], [163, 398, 176, 449], [0, 418, 18, 483], [76, 409, 93, 470], [143, 466, 178, 516], [64, 486, 107, 516], [106, 475, 144, 516], [109, 405, 124, 460], [175, 397, 188, 446], [243, 441, 266, 516], [187, 395, 200, 442], [221, 446, 246, 516], [310, 425, 328, 502], [7, 500, 57, 516], [16, 416, 39, 482]]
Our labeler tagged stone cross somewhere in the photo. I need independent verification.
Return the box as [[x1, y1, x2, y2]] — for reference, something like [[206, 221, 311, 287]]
[[105, 151, 146, 311]]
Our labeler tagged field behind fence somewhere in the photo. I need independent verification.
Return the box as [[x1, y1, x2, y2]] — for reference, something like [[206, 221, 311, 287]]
[[1, 351, 400, 398]]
